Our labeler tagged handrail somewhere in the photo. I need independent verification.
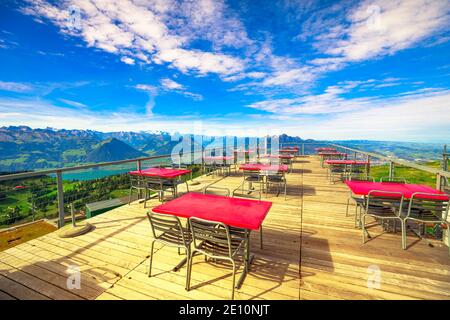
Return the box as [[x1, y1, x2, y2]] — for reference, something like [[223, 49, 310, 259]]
[[1, 140, 448, 229], [280, 141, 450, 178], [0, 153, 173, 181], [328, 143, 450, 178]]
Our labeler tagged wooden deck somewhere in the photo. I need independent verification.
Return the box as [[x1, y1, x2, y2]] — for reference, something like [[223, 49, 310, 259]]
[[0, 156, 449, 300]]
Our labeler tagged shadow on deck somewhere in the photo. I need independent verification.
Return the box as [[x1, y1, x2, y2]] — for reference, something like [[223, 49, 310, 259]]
[[0, 156, 448, 300]]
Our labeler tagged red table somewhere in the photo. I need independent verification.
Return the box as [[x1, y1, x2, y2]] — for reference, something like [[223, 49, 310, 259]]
[[345, 181, 449, 200], [318, 151, 346, 156], [152, 192, 272, 288], [325, 160, 369, 165], [239, 163, 289, 172], [152, 192, 271, 230], [279, 149, 297, 154], [204, 156, 234, 162], [316, 147, 336, 152], [129, 167, 191, 179]]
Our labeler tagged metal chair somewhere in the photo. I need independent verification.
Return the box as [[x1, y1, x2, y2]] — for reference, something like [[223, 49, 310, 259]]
[[327, 163, 347, 184], [145, 177, 175, 205], [380, 177, 408, 183], [128, 174, 147, 205], [345, 175, 375, 228], [187, 217, 247, 300], [146, 212, 192, 289], [203, 185, 231, 197], [403, 192, 449, 253], [362, 190, 405, 249], [264, 170, 287, 200]]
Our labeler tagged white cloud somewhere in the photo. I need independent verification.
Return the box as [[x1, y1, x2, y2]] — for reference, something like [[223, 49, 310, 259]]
[[23, 0, 246, 76], [1, 89, 448, 142], [160, 78, 184, 90], [316, 0, 450, 62], [0, 81, 33, 93], [120, 57, 135, 65]]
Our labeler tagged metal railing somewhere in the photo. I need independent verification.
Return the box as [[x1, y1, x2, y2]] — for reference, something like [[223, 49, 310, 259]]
[[280, 141, 450, 191], [1, 141, 449, 229]]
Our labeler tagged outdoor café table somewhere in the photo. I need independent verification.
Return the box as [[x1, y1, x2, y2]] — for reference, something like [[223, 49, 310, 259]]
[[129, 167, 191, 197], [261, 154, 294, 171], [345, 181, 449, 234], [203, 156, 234, 175], [345, 180, 449, 200], [239, 164, 289, 196], [318, 151, 347, 167], [234, 150, 255, 164], [279, 148, 298, 155], [152, 192, 272, 288], [325, 160, 370, 181], [315, 147, 336, 152]]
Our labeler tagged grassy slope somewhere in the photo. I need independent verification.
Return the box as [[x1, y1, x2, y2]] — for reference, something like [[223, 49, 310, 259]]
[[370, 161, 441, 187]]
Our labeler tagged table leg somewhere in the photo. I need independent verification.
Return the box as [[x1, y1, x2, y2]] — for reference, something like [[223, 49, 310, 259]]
[[236, 229, 253, 289]]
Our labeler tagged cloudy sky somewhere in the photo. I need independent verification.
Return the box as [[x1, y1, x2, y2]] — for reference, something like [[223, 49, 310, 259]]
[[0, 0, 449, 141]]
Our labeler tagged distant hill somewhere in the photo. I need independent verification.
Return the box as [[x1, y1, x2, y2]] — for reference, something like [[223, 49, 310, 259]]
[[86, 138, 146, 162], [0, 126, 177, 171]]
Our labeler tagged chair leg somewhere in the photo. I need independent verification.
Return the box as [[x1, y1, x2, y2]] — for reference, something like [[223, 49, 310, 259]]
[[402, 219, 407, 250], [186, 251, 195, 291], [144, 188, 148, 208], [148, 240, 155, 277], [128, 187, 133, 205], [231, 260, 236, 300], [260, 226, 263, 250], [185, 247, 190, 290], [362, 214, 366, 244], [400, 219, 406, 250], [346, 198, 350, 216]]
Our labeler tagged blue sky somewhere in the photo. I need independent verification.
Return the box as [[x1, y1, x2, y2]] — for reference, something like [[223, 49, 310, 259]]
[[0, 0, 449, 142]]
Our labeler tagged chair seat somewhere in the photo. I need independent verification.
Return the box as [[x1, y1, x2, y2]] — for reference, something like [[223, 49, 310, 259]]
[[157, 227, 192, 245], [267, 175, 285, 182], [366, 205, 399, 218], [245, 176, 262, 182], [406, 209, 444, 223], [197, 238, 245, 258]]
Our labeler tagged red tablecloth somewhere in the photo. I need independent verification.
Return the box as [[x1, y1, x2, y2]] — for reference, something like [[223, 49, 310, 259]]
[[239, 163, 289, 172], [315, 147, 336, 152], [325, 160, 369, 165], [345, 181, 449, 200], [279, 149, 297, 153], [129, 167, 191, 179], [261, 154, 294, 159], [204, 156, 234, 162], [152, 192, 271, 230], [318, 152, 346, 156], [234, 150, 254, 154]]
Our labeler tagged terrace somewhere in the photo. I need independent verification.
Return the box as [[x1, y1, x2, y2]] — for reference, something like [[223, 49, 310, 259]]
[[0, 145, 449, 300]]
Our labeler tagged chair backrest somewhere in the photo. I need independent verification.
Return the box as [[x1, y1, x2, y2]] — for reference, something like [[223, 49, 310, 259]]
[[130, 174, 146, 188], [203, 186, 231, 197], [145, 176, 164, 187], [189, 217, 233, 257], [380, 176, 407, 183], [366, 190, 404, 216], [347, 174, 375, 182], [147, 211, 187, 245], [406, 192, 450, 221]]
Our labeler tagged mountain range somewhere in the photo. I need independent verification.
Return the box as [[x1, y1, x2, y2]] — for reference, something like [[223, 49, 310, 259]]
[[0, 126, 305, 172]]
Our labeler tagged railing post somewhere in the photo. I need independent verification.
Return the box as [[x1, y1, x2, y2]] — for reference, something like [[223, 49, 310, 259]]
[[70, 203, 76, 227], [366, 156, 371, 178], [436, 173, 442, 191], [137, 159, 141, 171], [389, 161, 395, 180], [301, 143, 304, 156], [56, 171, 65, 229]]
